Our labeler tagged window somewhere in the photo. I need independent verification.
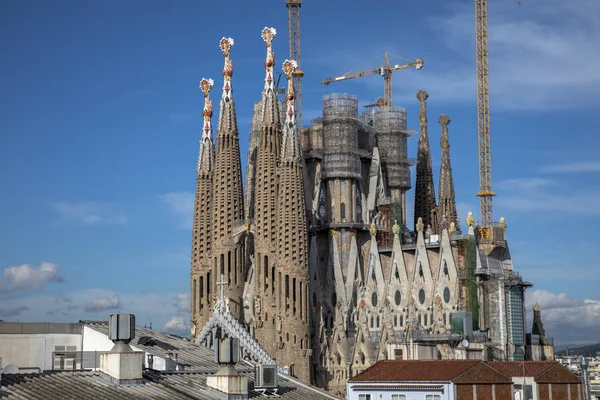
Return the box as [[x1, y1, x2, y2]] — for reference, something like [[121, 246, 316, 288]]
[[425, 396, 441, 400], [358, 395, 371, 400], [341, 202, 346, 219], [391, 395, 406, 400]]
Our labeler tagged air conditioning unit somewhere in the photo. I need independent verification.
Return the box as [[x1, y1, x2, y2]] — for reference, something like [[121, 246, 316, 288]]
[[255, 364, 278, 389]]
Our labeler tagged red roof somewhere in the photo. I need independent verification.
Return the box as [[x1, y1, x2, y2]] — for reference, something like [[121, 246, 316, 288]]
[[350, 360, 481, 382], [487, 361, 557, 378]]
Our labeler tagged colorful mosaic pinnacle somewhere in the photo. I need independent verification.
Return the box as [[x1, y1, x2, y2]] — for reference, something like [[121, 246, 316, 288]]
[[262, 27, 277, 91], [197, 78, 215, 174], [219, 37, 234, 99]]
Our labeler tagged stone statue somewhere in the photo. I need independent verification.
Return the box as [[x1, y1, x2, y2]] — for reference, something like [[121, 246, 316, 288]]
[[416, 217, 424, 233], [425, 224, 433, 239], [499, 217, 507, 231], [276, 315, 283, 334], [449, 222, 456, 233]]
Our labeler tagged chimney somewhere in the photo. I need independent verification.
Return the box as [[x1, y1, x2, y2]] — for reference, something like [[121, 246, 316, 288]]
[[100, 314, 143, 385], [206, 338, 248, 399]]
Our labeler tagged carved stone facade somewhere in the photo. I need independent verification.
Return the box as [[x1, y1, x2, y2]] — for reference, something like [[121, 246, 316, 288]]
[[190, 34, 535, 396]]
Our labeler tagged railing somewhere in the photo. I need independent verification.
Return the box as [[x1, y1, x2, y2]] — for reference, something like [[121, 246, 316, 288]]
[[51, 351, 109, 371]]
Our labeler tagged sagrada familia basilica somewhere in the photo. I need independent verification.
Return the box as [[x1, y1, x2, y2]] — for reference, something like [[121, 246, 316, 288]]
[[189, 28, 552, 395]]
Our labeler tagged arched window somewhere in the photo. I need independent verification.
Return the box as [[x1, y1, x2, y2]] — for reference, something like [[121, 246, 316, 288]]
[[340, 202, 346, 219]]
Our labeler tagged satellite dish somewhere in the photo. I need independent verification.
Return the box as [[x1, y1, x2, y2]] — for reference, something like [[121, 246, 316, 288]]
[[2, 364, 19, 374], [461, 339, 470, 348]]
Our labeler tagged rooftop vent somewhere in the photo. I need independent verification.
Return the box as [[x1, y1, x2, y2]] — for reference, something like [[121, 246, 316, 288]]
[[100, 314, 144, 385], [207, 337, 248, 399]]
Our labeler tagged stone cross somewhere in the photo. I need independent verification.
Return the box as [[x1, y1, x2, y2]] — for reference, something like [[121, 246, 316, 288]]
[[216, 273, 229, 314]]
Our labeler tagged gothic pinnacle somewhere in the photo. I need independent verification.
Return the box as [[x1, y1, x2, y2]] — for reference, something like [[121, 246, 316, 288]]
[[438, 113, 459, 233], [414, 88, 437, 232], [197, 78, 215, 174]]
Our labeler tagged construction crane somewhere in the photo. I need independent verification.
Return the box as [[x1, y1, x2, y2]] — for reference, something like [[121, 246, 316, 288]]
[[322, 52, 424, 107], [474, 0, 522, 234], [286, 0, 303, 127], [474, 0, 496, 230]]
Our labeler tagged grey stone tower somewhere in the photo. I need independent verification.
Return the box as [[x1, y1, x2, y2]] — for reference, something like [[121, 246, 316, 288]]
[[414, 89, 437, 233], [210, 38, 245, 320], [437, 114, 460, 232], [190, 78, 216, 339]]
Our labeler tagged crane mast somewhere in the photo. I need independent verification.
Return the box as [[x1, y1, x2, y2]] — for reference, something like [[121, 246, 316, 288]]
[[474, 0, 496, 228], [287, 0, 303, 128], [322, 53, 423, 107]]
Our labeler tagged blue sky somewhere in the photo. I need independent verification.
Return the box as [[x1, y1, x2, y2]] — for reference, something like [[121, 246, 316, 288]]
[[1, 0, 598, 345]]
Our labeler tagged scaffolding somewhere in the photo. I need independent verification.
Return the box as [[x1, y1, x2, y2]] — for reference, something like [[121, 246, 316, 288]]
[[372, 106, 412, 190], [461, 236, 479, 330], [321, 93, 362, 179]]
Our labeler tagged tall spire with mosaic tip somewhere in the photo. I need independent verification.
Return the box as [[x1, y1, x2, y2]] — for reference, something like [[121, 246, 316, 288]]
[[414, 89, 438, 233], [275, 58, 310, 382], [210, 37, 245, 322], [437, 114, 460, 233], [190, 78, 216, 339], [252, 27, 283, 356]]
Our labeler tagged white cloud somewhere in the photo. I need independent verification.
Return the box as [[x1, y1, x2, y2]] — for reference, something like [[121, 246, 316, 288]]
[[420, 0, 600, 110], [0, 288, 186, 334], [52, 201, 128, 225], [525, 289, 600, 345], [158, 191, 194, 229], [541, 161, 600, 174], [176, 293, 190, 313], [84, 294, 120, 313], [0, 262, 63, 292], [163, 316, 189, 336]]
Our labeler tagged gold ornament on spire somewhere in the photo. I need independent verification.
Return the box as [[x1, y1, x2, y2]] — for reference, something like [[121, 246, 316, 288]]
[[466, 211, 475, 227], [283, 59, 298, 103], [392, 220, 400, 236], [533, 303, 541, 312], [199, 78, 214, 120], [369, 221, 377, 237], [220, 37, 234, 81]]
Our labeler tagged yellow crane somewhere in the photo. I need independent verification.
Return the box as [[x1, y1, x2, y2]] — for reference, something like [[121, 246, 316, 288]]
[[474, 0, 496, 230], [475, 0, 521, 232], [322, 52, 424, 107], [286, 0, 304, 127]]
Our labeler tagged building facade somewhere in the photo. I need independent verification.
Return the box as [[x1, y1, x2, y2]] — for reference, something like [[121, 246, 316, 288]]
[[189, 31, 541, 394]]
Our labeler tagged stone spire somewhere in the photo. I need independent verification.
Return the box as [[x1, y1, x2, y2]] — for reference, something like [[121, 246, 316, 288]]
[[253, 27, 282, 353], [414, 89, 438, 233], [275, 59, 310, 382], [437, 114, 460, 233], [532, 303, 546, 337], [210, 37, 245, 320], [190, 78, 216, 338]]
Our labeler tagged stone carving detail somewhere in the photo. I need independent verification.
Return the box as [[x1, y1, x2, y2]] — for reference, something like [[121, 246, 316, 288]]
[[416, 217, 424, 233]]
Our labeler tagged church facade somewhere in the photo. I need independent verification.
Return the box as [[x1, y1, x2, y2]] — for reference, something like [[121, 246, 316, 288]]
[[189, 30, 536, 395]]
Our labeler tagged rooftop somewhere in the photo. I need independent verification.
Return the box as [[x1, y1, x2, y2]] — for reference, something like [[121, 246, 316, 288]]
[[0, 369, 339, 400]]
